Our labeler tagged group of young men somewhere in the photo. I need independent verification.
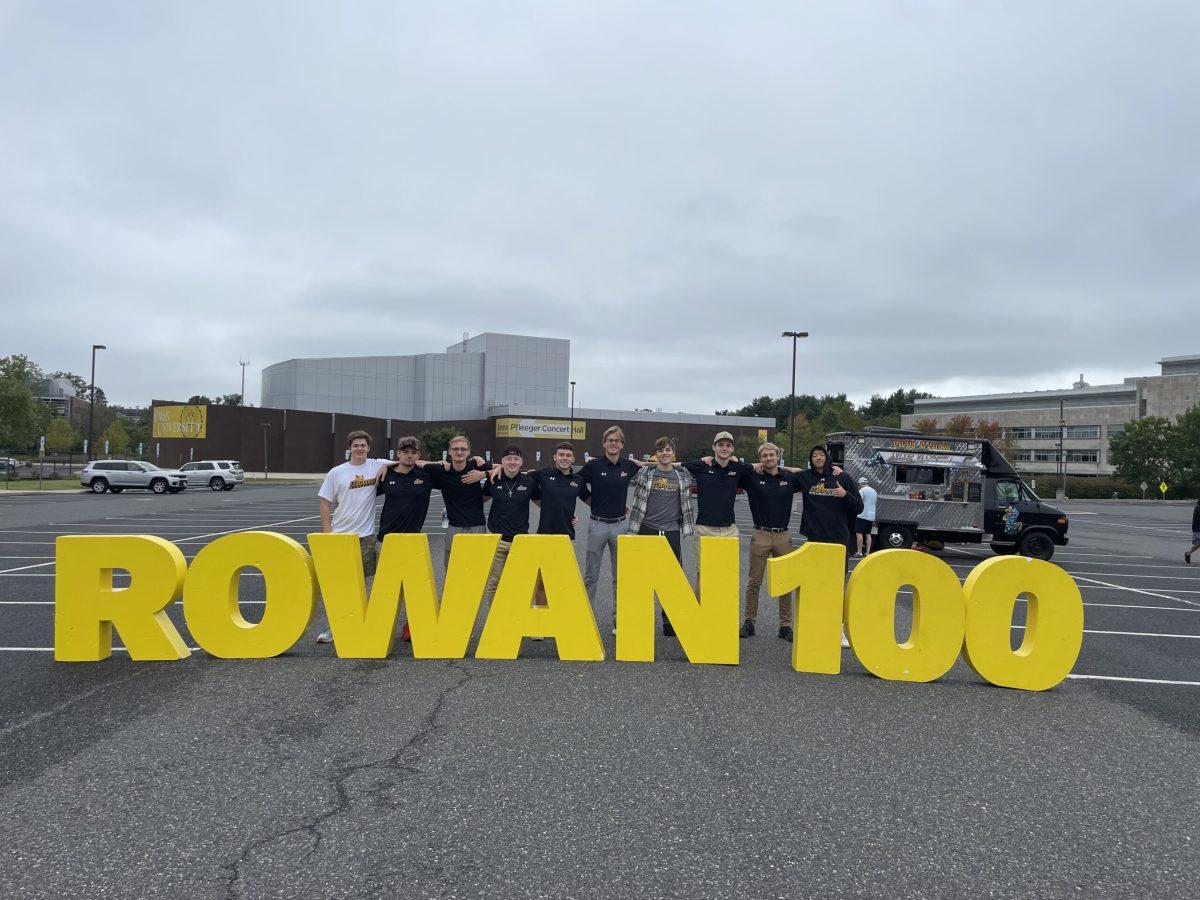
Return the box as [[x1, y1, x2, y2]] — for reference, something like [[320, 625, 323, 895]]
[[314, 426, 878, 645]]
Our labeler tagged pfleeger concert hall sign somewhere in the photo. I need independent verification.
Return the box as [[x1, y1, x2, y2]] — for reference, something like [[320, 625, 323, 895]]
[[53, 535, 1084, 691]]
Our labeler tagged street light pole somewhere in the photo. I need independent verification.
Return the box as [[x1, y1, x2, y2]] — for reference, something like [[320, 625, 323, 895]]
[[569, 380, 576, 442], [239, 360, 250, 406], [781, 332, 809, 466], [261, 422, 270, 480], [1059, 398, 1067, 498], [87, 344, 106, 462]]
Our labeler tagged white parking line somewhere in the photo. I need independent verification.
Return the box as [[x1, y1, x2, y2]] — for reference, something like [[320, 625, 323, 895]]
[[1068, 674, 1200, 687], [1070, 574, 1200, 608], [1014, 625, 1200, 639], [0, 561, 55, 574]]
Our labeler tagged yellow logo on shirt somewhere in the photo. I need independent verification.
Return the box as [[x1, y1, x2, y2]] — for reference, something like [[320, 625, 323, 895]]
[[808, 483, 841, 496], [349, 475, 379, 490]]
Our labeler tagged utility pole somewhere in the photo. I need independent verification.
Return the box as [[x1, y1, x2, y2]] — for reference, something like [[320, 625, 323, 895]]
[[261, 422, 270, 480], [87, 344, 106, 462], [569, 380, 576, 442], [239, 360, 250, 406], [781, 332, 809, 466], [1059, 398, 1067, 499]]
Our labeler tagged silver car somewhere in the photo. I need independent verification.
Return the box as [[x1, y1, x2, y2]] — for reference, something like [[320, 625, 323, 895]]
[[80, 460, 188, 494], [180, 459, 244, 491]]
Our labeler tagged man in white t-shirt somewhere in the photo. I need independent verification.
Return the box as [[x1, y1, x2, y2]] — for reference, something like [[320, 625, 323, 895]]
[[854, 476, 878, 558], [314, 429, 391, 643]]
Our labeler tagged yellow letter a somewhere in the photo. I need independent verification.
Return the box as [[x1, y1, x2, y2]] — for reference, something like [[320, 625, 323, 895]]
[[476, 535, 604, 661], [55, 535, 190, 661], [615, 535, 739, 664], [310, 532, 498, 659]]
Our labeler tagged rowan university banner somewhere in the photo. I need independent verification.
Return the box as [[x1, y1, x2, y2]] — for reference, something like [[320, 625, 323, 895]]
[[152, 404, 207, 439], [494, 417, 586, 440]]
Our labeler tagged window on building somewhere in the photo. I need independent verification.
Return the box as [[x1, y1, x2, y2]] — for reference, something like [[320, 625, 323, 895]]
[[1008, 427, 1033, 440], [1107, 423, 1125, 437], [1032, 450, 1060, 463], [894, 465, 946, 486], [1012, 450, 1032, 462], [1032, 426, 1061, 440], [1064, 425, 1099, 440], [1065, 450, 1099, 463]]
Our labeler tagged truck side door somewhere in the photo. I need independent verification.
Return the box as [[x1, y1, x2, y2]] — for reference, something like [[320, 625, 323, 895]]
[[985, 478, 1024, 540]]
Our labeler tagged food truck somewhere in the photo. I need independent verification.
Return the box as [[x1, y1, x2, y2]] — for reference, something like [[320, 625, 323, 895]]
[[824, 428, 1069, 560]]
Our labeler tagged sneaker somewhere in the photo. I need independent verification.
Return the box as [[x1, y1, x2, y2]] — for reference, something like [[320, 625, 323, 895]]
[[611, 626, 617, 636], [530, 636, 545, 642], [1187, 551, 1193, 565], [316, 629, 333, 644], [841, 629, 850, 649], [739, 618, 755, 638], [401, 622, 412, 642], [778, 626, 793, 642], [662, 619, 676, 638], [852, 552, 863, 559]]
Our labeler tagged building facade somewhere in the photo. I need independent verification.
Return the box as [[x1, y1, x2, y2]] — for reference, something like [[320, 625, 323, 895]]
[[901, 355, 1200, 477], [260, 333, 569, 421]]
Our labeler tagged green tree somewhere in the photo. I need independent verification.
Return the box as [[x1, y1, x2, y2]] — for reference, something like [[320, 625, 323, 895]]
[[187, 395, 213, 405], [49, 370, 106, 405], [417, 426, 462, 460], [0, 354, 45, 384], [45, 417, 76, 454], [1169, 406, 1200, 488], [1109, 417, 1178, 487], [218, 393, 242, 406], [942, 414, 975, 437], [912, 417, 939, 434], [0, 375, 48, 451], [101, 419, 130, 456]]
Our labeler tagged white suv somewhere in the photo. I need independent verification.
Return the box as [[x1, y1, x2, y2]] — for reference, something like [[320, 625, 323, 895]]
[[180, 459, 244, 491], [80, 460, 188, 494]]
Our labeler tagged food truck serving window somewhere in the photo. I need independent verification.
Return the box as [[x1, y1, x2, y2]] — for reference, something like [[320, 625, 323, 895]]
[[894, 464, 946, 486]]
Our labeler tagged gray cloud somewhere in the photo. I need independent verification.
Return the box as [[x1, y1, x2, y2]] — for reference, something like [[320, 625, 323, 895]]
[[1, 1, 1197, 413]]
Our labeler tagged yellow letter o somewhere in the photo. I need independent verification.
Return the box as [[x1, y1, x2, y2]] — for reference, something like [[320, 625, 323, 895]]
[[962, 556, 1083, 691], [845, 549, 965, 683], [183, 532, 315, 658]]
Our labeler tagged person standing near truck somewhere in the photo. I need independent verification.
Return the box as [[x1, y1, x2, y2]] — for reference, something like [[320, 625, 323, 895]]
[[854, 476, 878, 557], [793, 445, 863, 549], [1187, 499, 1200, 565]]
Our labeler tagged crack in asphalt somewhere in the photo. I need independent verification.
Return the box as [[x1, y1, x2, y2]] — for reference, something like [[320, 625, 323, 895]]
[[221, 659, 477, 899]]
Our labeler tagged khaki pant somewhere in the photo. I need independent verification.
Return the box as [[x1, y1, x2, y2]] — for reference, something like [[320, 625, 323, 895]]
[[744, 529, 793, 627], [484, 538, 512, 600], [695, 523, 739, 594]]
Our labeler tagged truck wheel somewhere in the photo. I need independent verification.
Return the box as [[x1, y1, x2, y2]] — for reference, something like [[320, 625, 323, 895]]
[[989, 543, 1018, 555], [150, 478, 168, 494], [209, 477, 224, 491], [90, 478, 109, 494], [1018, 531, 1055, 561], [878, 525, 914, 550]]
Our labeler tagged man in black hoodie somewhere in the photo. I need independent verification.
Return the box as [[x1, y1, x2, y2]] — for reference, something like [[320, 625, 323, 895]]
[[791, 445, 864, 551], [1186, 499, 1200, 565]]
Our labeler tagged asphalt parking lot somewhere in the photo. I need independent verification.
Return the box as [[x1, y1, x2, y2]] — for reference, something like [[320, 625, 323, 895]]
[[1, 485, 1197, 897]]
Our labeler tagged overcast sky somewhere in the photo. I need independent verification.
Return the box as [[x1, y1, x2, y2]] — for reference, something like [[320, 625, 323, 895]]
[[2, 1, 1197, 413]]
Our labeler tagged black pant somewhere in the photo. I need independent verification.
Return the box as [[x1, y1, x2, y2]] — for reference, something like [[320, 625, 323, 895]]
[[638, 525, 681, 631]]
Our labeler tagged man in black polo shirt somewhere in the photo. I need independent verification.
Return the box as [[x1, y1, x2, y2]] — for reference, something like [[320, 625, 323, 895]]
[[579, 425, 647, 632], [529, 442, 582, 539], [682, 431, 751, 540], [482, 445, 541, 601], [428, 434, 489, 570], [738, 441, 803, 642], [376, 435, 439, 642]]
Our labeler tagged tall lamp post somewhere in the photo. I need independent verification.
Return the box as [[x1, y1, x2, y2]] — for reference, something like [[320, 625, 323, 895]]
[[87, 344, 106, 461], [569, 380, 576, 442], [239, 360, 250, 406], [781, 331, 809, 466], [261, 422, 271, 480]]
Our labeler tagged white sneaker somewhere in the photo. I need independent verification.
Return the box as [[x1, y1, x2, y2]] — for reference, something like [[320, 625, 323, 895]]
[[841, 630, 850, 649], [530, 636, 545, 642], [316, 629, 333, 644], [611, 627, 617, 636]]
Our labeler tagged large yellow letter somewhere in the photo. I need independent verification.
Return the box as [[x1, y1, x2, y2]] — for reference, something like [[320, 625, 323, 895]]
[[309, 532, 497, 659], [845, 549, 965, 683], [962, 556, 1083, 691], [476, 535, 603, 661], [55, 535, 190, 662], [183, 532, 314, 658], [767, 541, 846, 675], [614, 535, 738, 665]]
